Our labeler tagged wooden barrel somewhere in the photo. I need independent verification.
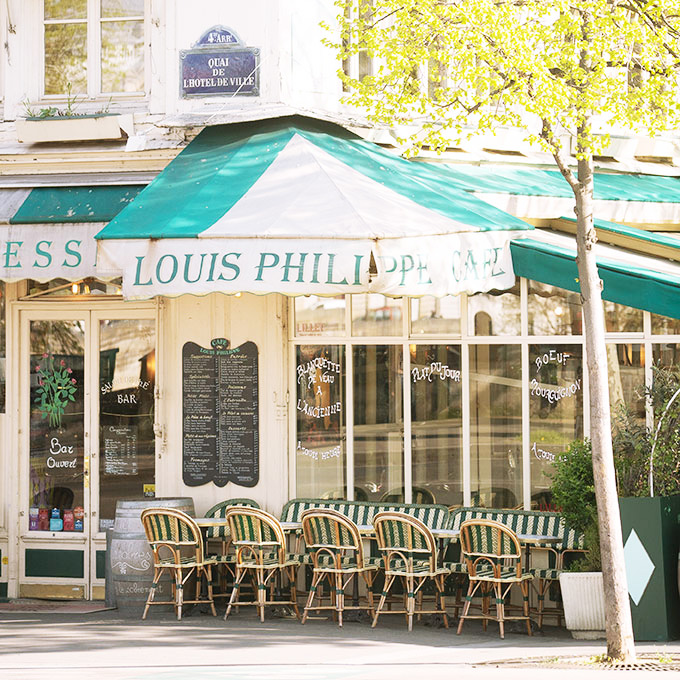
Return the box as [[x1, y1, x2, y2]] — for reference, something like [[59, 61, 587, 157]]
[[108, 497, 195, 612]]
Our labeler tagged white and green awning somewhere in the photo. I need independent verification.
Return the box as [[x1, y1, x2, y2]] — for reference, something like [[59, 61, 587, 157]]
[[95, 116, 531, 299], [510, 225, 680, 319]]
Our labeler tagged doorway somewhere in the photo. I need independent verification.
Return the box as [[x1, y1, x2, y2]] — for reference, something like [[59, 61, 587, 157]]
[[18, 304, 156, 599]]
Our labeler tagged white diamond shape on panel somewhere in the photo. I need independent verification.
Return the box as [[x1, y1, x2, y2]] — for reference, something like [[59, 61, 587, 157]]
[[623, 529, 655, 606]]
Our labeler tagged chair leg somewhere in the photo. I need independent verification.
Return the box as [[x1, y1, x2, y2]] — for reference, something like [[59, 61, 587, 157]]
[[176, 568, 184, 620], [406, 575, 415, 631], [204, 565, 217, 616], [336, 572, 344, 627], [302, 571, 323, 624], [456, 580, 476, 635], [434, 575, 449, 629], [364, 572, 376, 619], [257, 570, 266, 623], [494, 582, 504, 639], [143, 566, 163, 620], [522, 581, 532, 636], [225, 568, 247, 620], [373, 574, 396, 628]]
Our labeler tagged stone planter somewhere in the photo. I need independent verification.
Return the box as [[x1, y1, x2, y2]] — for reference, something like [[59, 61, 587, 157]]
[[16, 113, 133, 143], [558, 571, 606, 639]]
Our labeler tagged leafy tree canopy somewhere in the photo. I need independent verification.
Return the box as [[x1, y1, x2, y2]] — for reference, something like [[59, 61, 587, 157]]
[[327, 0, 680, 160]]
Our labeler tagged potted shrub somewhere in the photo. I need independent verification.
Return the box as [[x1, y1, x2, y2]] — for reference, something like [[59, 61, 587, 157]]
[[552, 439, 606, 639]]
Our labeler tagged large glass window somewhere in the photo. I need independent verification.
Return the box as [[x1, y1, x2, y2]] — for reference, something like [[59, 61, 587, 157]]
[[354, 345, 403, 501], [294, 296, 346, 337], [604, 302, 643, 333], [529, 344, 584, 509], [470, 344, 522, 508], [295, 345, 346, 499], [98, 319, 156, 531], [529, 281, 582, 335], [410, 296, 461, 336], [29, 320, 85, 532], [352, 295, 402, 337], [468, 284, 520, 336], [608, 343, 645, 422], [411, 344, 462, 506], [44, 0, 145, 97]]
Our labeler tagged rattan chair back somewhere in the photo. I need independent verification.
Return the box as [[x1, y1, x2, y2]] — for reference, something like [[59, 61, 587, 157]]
[[204, 498, 260, 539], [224, 506, 287, 564], [141, 507, 204, 564], [373, 511, 438, 571], [459, 518, 522, 578], [301, 508, 365, 567]]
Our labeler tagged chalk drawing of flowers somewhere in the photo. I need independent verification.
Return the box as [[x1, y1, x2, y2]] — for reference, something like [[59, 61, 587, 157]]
[[34, 353, 77, 428]]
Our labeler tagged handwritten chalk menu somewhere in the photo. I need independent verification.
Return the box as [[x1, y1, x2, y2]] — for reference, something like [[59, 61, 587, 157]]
[[182, 338, 259, 487], [103, 424, 138, 476]]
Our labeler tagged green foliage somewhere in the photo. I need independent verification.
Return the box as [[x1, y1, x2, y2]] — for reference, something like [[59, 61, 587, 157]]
[[34, 353, 77, 428], [326, 0, 680, 159], [550, 439, 601, 571], [21, 83, 111, 119], [613, 364, 680, 497]]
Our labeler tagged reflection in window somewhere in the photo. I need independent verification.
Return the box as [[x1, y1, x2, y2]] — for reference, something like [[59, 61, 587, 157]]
[[651, 314, 680, 335], [604, 301, 642, 333], [294, 296, 345, 336], [528, 281, 582, 335], [529, 344, 584, 509], [354, 346, 403, 501], [653, 343, 680, 369], [295, 346, 346, 499], [44, 0, 145, 96], [608, 343, 645, 425], [410, 296, 461, 335], [29, 320, 85, 532], [411, 344, 462, 507], [468, 283, 520, 336], [98, 319, 156, 532], [470, 345, 522, 508], [352, 295, 402, 336]]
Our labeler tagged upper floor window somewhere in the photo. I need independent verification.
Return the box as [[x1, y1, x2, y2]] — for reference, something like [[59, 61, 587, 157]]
[[44, 0, 146, 97]]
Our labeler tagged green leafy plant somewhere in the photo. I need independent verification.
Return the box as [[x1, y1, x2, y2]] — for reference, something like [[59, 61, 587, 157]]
[[34, 353, 77, 428], [550, 439, 601, 571], [21, 83, 112, 119]]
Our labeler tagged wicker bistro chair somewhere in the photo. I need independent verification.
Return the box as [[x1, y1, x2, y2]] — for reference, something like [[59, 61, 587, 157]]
[[204, 498, 260, 595], [456, 519, 533, 638], [223, 506, 301, 622], [300, 508, 378, 626], [372, 511, 449, 631], [140, 507, 217, 620]]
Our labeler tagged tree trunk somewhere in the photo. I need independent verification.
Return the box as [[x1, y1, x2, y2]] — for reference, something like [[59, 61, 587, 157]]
[[574, 153, 636, 661]]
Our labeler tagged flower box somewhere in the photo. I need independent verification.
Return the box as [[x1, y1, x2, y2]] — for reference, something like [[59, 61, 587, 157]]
[[559, 571, 606, 639], [16, 113, 134, 144]]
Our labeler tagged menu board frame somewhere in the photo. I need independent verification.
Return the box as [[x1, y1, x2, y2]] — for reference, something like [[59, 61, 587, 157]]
[[182, 337, 259, 487]]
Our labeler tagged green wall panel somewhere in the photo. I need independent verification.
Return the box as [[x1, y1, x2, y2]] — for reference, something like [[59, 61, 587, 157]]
[[96, 550, 106, 580], [25, 549, 84, 578]]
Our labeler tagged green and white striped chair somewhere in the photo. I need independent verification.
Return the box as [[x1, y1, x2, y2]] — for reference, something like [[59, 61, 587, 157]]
[[223, 506, 301, 623], [204, 498, 260, 595], [372, 511, 449, 631], [300, 508, 377, 626], [140, 507, 217, 620], [456, 519, 533, 639]]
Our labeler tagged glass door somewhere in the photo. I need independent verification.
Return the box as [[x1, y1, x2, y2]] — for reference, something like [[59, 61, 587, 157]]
[[21, 307, 156, 599]]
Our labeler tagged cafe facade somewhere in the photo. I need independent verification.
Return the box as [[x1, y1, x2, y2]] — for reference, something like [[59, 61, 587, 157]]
[[1, 3, 680, 602]]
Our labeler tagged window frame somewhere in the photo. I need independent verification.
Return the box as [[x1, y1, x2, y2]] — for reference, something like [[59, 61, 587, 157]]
[[41, 0, 149, 102]]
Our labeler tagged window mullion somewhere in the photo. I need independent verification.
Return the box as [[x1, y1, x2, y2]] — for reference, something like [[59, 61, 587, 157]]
[[89, 0, 101, 96], [345, 341, 354, 501]]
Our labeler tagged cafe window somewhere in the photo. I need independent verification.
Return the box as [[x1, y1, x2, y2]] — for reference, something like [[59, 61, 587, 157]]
[[292, 284, 680, 508], [468, 283, 520, 336], [470, 344, 522, 508], [295, 345, 346, 499], [528, 282, 582, 335], [43, 0, 146, 97], [529, 344, 584, 510]]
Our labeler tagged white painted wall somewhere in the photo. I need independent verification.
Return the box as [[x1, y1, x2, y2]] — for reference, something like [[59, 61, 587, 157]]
[[158, 292, 290, 517]]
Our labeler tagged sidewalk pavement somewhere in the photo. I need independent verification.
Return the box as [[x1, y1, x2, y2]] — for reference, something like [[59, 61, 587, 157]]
[[1, 605, 678, 680]]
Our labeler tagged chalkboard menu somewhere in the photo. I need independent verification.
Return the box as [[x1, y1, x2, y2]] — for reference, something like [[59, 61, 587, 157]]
[[182, 338, 259, 487]]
